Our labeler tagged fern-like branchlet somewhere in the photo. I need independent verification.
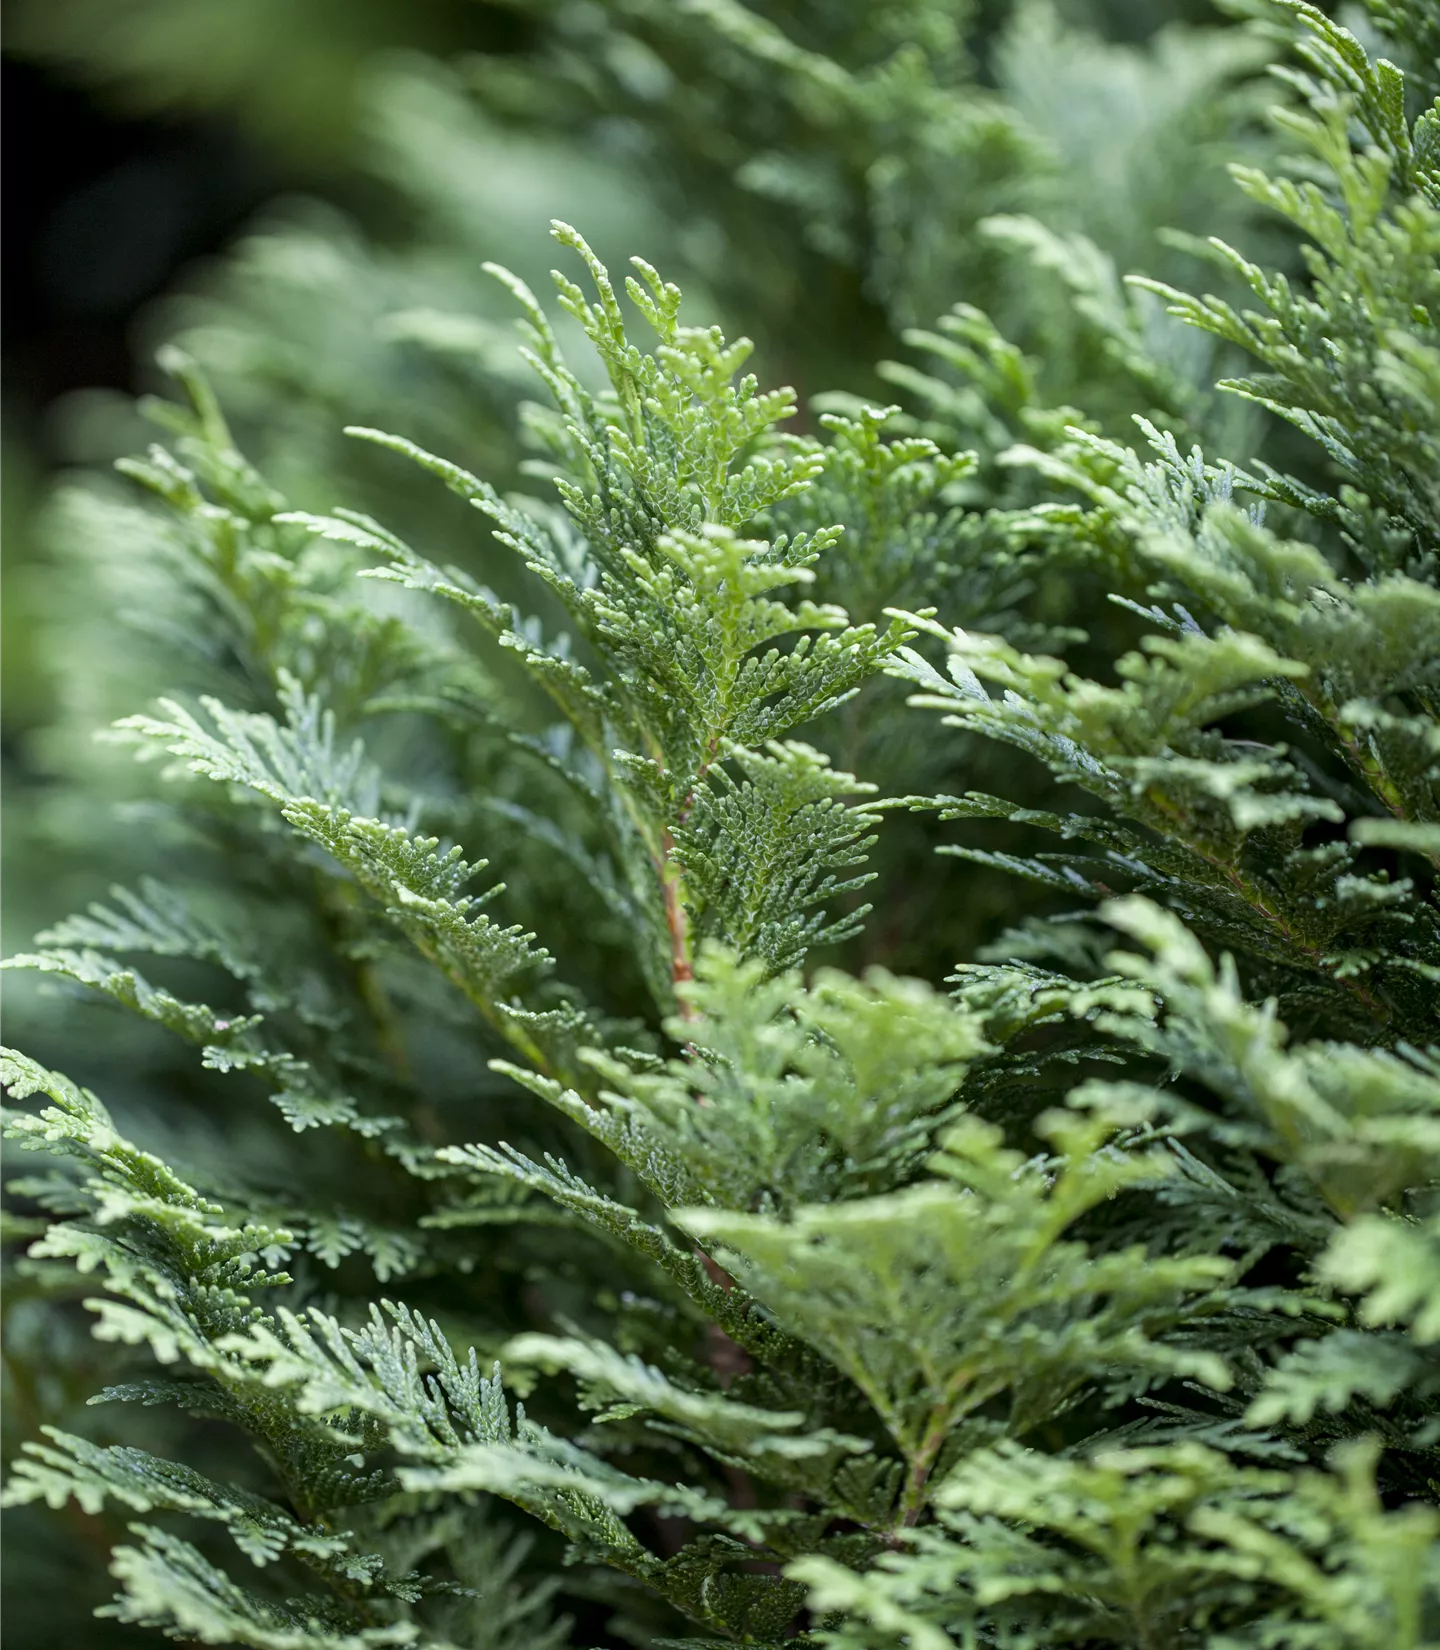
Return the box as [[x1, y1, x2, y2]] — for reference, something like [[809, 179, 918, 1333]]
[[5, 3, 1440, 1647]]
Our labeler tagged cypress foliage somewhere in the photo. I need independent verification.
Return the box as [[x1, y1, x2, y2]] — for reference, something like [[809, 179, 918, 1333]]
[[4, 3, 1438, 1646]]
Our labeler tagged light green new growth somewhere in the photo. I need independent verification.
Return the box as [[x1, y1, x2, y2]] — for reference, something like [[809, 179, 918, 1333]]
[[4, 3, 1439, 1648]]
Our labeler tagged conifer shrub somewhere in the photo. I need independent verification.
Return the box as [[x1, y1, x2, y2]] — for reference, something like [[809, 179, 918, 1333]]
[[3, 3, 1439, 1647]]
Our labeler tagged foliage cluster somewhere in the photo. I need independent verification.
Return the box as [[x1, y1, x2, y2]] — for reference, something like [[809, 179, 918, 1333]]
[[4, 3, 1440, 1647]]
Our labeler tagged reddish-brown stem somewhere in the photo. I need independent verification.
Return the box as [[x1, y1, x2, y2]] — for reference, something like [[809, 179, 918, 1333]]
[[652, 734, 721, 1024], [698, 1249, 753, 1385], [661, 825, 698, 1021], [894, 1407, 951, 1534]]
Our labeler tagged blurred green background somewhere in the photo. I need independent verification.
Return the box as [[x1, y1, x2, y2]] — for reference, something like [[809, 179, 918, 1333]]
[[1, 2, 1346, 1644]]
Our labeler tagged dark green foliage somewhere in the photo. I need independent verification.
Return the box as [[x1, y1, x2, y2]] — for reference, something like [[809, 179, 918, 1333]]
[[5, 2, 1440, 1647]]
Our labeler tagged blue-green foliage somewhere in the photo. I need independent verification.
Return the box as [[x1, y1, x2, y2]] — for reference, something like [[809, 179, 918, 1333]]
[[4, 3, 1440, 1647]]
